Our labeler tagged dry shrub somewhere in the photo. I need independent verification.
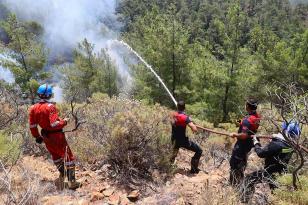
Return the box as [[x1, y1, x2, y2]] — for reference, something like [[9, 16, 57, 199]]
[[200, 184, 241, 205], [0, 132, 21, 167], [0, 162, 55, 205], [105, 104, 172, 183], [200, 135, 232, 169], [67, 94, 173, 184], [0, 84, 46, 157]]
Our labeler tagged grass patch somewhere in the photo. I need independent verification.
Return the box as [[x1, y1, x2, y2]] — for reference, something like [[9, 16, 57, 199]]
[[271, 174, 308, 205]]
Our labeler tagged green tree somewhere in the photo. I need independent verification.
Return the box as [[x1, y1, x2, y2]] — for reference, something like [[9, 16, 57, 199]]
[[0, 14, 49, 103], [61, 39, 118, 101], [125, 6, 190, 106], [117, 0, 308, 123], [221, 2, 246, 121]]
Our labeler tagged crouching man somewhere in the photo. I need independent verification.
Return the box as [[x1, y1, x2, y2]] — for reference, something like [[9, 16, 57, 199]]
[[29, 84, 81, 190], [240, 122, 300, 203]]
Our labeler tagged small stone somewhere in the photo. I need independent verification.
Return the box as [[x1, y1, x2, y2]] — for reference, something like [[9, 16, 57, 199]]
[[120, 194, 130, 205], [127, 190, 140, 201], [152, 169, 160, 178], [103, 188, 114, 197], [77, 199, 90, 205], [108, 193, 120, 205], [175, 173, 183, 179], [91, 191, 104, 202], [175, 197, 185, 205]]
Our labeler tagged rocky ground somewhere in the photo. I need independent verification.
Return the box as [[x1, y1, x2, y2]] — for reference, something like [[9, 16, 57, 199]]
[[4, 146, 270, 205]]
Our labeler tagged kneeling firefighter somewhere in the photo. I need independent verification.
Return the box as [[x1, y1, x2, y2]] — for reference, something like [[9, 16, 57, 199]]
[[240, 121, 300, 203], [28, 84, 80, 190], [170, 100, 203, 174]]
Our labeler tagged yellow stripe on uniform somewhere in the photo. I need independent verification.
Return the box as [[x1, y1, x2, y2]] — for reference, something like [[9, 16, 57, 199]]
[[281, 148, 293, 153]]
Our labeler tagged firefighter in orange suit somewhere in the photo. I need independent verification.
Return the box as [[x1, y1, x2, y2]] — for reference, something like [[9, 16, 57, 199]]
[[29, 84, 80, 190]]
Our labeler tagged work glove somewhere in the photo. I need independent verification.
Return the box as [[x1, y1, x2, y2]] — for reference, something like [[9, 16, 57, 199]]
[[252, 135, 260, 146], [35, 136, 44, 144], [63, 117, 70, 125]]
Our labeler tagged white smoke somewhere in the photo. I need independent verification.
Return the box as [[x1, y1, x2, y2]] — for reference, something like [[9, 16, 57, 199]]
[[0, 53, 15, 83], [0, 65, 14, 83], [1, 0, 132, 92]]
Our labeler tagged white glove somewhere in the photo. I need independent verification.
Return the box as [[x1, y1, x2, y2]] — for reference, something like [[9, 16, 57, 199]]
[[252, 135, 260, 146]]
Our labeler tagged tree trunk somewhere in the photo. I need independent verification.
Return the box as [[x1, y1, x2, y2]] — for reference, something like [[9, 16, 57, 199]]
[[222, 84, 230, 122], [107, 60, 112, 98], [222, 5, 240, 122], [172, 18, 176, 97]]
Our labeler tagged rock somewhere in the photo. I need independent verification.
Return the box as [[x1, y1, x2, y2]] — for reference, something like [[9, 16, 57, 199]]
[[103, 188, 115, 197], [82, 171, 90, 176], [175, 173, 183, 179], [127, 190, 140, 201], [102, 164, 112, 171], [175, 197, 185, 205], [92, 202, 108, 205], [108, 193, 120, 205], [77, 199, 90, 205], [91, 191, 105, 202], [79, 177, 89, 184], [120, 194, 130, 205], [152, 169, 160, 179]]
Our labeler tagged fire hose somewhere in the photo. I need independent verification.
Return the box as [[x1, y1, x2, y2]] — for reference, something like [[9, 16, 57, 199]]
[[196, 125, 308, 154]]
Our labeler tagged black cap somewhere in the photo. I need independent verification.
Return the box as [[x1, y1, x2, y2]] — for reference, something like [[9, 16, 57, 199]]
[[177, 100, 185, 111], [246, 98, 258, 110]]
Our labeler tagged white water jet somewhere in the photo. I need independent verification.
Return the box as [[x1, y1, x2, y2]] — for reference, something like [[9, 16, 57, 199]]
[[112, 40, 178, 106], [52, 85, 63, 103]]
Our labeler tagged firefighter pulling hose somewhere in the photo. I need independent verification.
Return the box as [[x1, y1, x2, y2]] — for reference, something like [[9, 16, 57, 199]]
[[196, 122, 308, 153], [170, 100, 203, 174]]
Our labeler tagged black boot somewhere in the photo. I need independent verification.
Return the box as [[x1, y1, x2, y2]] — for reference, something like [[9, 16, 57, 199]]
[[67, 166, 81, 190], [55, 161, 65, 189], [190, 158, 200, 174]]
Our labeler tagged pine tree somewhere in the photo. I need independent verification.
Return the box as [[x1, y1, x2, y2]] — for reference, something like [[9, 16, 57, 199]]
[[0, 13, 49, 104], [61, 39, 118, 101]]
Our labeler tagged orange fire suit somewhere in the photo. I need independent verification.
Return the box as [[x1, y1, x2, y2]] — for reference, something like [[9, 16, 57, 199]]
[[29, 100, 74, 166]]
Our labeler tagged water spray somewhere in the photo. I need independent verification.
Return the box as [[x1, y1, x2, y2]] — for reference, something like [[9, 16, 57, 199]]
[[112, 40, 178, 107]]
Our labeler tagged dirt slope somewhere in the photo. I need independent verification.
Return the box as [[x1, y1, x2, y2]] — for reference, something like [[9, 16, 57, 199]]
[[12, 147, 268, 205]]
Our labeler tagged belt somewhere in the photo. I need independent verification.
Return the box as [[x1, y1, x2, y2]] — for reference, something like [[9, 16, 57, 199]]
[[41, 129, 63, 136]]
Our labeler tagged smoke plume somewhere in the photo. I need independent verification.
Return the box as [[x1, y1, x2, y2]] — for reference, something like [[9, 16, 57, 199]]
[[0, 0, 132, 95], [0, 53, 15, 83], [0, 65, 14, 83]]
